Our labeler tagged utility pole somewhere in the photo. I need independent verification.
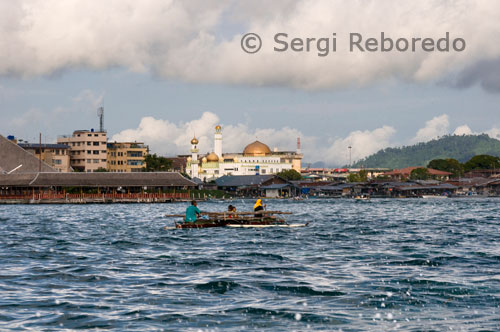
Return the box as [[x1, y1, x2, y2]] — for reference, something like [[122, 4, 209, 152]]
[[348, 145, 352, 168], [39, 133, 42, 173]]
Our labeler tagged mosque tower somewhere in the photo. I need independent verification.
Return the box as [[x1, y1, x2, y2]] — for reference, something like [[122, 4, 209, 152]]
[[190, 136, 199, 178], [214, 125, 222, 158]]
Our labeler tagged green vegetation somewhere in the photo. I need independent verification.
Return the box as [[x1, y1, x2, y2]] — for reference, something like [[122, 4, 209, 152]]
[[347, 169, 368, 182], [94, 167, 108, 172], [277, 169, 302, 180], [427, 158, 464, 178], [463, 155, 500, 172], [353, 134, 500, 169], [190, 189, 228, 199], [409, 168, 430, 180], [143, 154, 173, 172]]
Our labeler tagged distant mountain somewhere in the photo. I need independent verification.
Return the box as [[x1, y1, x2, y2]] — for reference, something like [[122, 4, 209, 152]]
[[353, 134, 500, 169]]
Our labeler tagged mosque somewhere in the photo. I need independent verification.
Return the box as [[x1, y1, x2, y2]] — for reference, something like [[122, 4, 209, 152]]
[[186, 125, 303, 181]]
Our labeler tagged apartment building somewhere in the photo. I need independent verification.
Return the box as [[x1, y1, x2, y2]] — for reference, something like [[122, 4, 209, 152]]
[[57, 129, 107, 172], [107, 142, 148, 172], [18, 143, 71, 172]]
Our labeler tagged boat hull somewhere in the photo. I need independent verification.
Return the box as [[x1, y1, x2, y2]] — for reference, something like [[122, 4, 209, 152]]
[[176, 217, 286, 229]]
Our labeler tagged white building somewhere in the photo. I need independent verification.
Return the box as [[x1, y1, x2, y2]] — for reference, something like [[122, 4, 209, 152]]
[[186, 125, 303, 181]]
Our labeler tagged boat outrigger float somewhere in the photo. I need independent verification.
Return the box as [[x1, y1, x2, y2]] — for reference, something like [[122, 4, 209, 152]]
[[164, 211, 308, 229]]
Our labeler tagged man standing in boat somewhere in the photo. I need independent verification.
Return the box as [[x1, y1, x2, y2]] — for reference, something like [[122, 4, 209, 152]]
[[185, 200, 202, 222], [254, 199, 266, 217]]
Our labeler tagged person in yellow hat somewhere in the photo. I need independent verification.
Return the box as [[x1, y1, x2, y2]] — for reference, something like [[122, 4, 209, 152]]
[[253, 199, 266, 217]]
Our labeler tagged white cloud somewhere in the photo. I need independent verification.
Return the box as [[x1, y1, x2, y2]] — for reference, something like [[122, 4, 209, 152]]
[[0, 1, 499, 90], [321, 127, 396, 166], [411, 114, 450, 143], [453, 125, 473, 135], [485, 128, 500, 140], [452, 124, 500, 141], [112, 112, 396, 166]]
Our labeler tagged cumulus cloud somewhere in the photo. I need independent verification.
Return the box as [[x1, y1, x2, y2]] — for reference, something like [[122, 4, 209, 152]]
[[485, 128, 500, 140], [452, 124, 500, 141], [453, 125, 473, 135], [112, 112, 500, 165], [112, 112, 396, 166], [450, 58, 500, 93], [0, 1, 499, 91], [411, 114, 450, 143]]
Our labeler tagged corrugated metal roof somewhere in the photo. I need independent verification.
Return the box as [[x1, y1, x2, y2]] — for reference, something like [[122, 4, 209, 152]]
[[261, 183, 293, 190], [215, 175, 275, 187], [19, 143, 70, 149]]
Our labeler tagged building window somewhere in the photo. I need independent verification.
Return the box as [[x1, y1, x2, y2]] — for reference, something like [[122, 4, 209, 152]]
[[53, 159, 62, 165], [88, 134, 91, 137], [93, 142, 99, 146], [87, 160, 91, 163], [94, 134, 98, 137]]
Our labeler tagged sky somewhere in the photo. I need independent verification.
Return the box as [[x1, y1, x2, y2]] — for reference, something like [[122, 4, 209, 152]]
[[0, 0, 499, 166]]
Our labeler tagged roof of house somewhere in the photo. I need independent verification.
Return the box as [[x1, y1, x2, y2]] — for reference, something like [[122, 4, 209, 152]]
[[0, 172, 196, 187], [215, 175, 275, 187], [394, 183, 457, 191], [18, 143, 70, 150], [260, 183, 294, 190], [0, 134, 56, 174], [384, 167, 452, 177]]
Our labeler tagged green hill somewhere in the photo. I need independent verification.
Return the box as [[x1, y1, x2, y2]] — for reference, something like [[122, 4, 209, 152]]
[[353, 134, 500, 169]]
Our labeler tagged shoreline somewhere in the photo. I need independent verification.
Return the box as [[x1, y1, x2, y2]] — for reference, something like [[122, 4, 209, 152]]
[[1, 195, 499, 205]]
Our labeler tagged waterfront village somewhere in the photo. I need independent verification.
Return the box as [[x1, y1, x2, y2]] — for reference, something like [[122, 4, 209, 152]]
[[1, 111, 500, 204]]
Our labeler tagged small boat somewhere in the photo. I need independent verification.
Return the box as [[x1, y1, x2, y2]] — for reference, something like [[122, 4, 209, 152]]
[[421, 195, 448, 199], [164, 211, 307, 229], [354, 195, 370, 201]]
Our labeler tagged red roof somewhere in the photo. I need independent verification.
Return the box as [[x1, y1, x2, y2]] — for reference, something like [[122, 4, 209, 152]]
[[384, 167, 452, 177]]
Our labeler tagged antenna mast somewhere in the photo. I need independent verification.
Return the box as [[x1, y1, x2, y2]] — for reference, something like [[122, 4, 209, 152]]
[[97, 107, 104, 132]]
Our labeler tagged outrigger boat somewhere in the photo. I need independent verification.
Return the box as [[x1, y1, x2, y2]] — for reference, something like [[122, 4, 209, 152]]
[[164, 211, 308, 229]]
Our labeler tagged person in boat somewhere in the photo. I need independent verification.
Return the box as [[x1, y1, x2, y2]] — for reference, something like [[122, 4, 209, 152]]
[[254, 199, 266, 217], [185, 200, 201, 222], [227, 205, 237, 218]]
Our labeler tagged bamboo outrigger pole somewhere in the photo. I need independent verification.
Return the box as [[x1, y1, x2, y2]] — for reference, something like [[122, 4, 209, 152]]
[[164, 211, 293, 218]]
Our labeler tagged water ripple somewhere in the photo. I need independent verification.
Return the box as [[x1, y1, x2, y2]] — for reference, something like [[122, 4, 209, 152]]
[[0, 198, 499, 331]]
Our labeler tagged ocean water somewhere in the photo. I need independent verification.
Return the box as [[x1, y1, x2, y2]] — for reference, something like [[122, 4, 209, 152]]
[[0, 198, 499, 331]]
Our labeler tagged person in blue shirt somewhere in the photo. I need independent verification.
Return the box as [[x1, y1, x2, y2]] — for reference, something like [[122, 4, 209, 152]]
[[185, 200, 201, 222]]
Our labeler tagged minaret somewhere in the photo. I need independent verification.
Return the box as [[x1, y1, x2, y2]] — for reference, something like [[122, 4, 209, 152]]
[[190, 136, 199, 178], [214, 125, 222, 159]]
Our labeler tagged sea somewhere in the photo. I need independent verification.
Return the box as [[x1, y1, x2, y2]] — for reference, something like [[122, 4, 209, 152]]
[[0, 198, 499, 331]]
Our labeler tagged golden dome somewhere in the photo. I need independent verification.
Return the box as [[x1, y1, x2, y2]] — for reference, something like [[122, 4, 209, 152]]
[[191, 137, 199, 145], [233, 157, 238, 163], [215, 125, 221, 130], [206, 152, 219, 162], [187, 156, 192, 162], [201, 157, 207, 163], [243, 141, 271, 156]]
